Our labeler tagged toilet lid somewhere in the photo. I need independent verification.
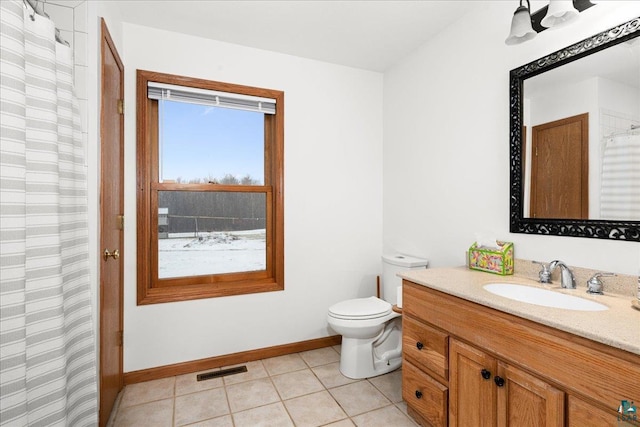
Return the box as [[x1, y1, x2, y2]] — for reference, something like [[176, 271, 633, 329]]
[[328, 296, 392, 320]]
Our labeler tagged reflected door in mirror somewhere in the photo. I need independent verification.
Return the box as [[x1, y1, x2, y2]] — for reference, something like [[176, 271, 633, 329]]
[[529, 113, 589, 219]]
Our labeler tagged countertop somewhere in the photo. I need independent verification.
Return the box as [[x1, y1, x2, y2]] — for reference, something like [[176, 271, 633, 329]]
[[398, 267, 640, 355]]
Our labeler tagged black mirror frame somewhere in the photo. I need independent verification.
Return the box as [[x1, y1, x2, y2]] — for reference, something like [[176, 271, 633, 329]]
[[509, 17, 640, 242]]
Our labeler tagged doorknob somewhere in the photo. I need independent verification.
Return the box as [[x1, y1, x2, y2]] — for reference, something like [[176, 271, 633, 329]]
[[103, 249, 120, 261]]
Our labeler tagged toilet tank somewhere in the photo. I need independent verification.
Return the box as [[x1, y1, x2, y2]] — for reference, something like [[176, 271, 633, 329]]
[[381, 254, 428, 305]]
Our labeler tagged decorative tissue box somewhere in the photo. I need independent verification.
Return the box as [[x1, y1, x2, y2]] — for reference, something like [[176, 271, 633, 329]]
[[468, 241, 514, 275]]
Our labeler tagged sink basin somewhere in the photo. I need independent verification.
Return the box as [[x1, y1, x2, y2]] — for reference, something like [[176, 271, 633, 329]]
[[483, 283, 608, 311]]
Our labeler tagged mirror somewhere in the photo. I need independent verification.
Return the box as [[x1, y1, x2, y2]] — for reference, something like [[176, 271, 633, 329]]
[[510, 17, 640, 241]]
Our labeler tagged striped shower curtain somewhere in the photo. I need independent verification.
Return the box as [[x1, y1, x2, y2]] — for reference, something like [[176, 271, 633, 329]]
[[600, 132, 640, 220], [1, 1, 98, 426]]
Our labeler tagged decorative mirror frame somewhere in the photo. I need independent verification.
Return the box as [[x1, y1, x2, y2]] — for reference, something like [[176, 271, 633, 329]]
[[509, 17, 640, 241]]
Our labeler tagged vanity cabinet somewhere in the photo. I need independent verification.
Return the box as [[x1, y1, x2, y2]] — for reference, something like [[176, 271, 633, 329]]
[[402, 279, 640, 427]]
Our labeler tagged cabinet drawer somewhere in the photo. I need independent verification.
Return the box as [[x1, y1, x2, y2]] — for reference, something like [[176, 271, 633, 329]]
[[403, 315, 448, 382], [403, 360, 448, 427]]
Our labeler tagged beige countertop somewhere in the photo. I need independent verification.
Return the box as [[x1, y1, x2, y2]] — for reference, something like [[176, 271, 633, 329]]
[[399, 267, 640, 355]]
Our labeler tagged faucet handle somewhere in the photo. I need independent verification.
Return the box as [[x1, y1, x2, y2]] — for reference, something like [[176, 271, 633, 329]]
[[532, 261, 552, 283], [586, 272, 615, 295]]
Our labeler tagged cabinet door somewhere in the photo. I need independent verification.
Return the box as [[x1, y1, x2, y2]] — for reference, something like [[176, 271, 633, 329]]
[[496, 362, 564, 427], [449, 339, 497, 427], [568, 395, 640, 427]]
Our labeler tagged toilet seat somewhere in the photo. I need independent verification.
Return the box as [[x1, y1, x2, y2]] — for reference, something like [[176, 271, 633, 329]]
[[328, 296, 391, 320]]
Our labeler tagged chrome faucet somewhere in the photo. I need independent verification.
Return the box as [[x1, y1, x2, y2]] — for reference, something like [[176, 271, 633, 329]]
[[586, 272, 615, 295], [532, 261, 552, 283], [549, 260, 576, 289]]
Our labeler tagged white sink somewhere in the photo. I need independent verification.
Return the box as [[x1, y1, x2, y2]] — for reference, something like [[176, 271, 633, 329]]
[[483, 283, 608, 311]]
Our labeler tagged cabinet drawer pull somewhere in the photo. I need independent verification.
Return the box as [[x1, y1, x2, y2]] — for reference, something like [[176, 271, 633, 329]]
[[494, 376, 505, 387], [415, 390, 423, 399], [481, 369, 491, 380], [416, 341, 424, 350]]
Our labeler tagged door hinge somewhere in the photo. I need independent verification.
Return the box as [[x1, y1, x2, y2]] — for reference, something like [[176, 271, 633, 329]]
[[117, 330, 123, 346], [117, 99, 124, 115], [117, 214, 124, 230]]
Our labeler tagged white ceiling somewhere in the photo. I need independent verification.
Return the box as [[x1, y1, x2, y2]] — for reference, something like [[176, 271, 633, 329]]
[[113, 0, 483, 72]]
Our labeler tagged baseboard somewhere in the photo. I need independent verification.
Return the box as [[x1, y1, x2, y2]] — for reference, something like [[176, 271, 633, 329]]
[[123, 335, 342, 385]]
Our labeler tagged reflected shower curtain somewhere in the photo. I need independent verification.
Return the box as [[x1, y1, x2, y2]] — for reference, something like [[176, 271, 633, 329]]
[[0, 1, 98, 426], [600, 132, 640, 220]]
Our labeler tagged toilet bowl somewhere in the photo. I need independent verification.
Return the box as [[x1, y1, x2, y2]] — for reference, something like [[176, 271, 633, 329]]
[[327, 254, 428, 379], [328, 296, 403, 378]]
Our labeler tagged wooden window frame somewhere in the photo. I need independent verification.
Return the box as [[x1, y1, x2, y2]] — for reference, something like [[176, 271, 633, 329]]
[[136, 70, 284, 305]]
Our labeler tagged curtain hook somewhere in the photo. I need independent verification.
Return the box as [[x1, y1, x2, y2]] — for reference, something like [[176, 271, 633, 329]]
[[23, 0, 36, 21]]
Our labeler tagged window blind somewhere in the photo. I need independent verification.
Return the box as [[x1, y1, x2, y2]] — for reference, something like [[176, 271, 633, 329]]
[[147, 82, 276, 115]]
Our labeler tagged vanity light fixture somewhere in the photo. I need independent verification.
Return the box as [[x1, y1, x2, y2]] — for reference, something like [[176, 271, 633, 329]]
[[505, 0, 596, 45], [505, 0, 537, 46], [540, 0, 579, 29]]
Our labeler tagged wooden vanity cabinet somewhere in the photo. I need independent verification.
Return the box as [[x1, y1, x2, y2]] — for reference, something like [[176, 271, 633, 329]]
[[402, 279, 640, 427]]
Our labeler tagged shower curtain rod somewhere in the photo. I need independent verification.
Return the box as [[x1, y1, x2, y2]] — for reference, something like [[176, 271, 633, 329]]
[[608, 124, 640, 137], [23, 0, 70, 46]]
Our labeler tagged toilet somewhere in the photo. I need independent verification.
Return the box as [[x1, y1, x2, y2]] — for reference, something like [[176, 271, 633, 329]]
[[327, 254, 428, 379]]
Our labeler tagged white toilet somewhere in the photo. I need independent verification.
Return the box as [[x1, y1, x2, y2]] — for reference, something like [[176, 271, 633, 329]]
[[327, 254, 428, 379]]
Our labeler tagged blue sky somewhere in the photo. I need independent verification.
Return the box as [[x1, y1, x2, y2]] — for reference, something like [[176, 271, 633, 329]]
[[160, 100, 264, 184]]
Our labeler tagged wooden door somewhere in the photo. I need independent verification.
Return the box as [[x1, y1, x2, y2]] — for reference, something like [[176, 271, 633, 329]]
[[530, 113, 589, 219], [497, 362, 564, 427], [449, 339, 497, 427], [99, 19, 124, 427]]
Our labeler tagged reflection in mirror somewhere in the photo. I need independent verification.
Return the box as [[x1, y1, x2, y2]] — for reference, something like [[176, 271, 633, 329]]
[[522, 40, 640, 221], [510, 17, 640, 241]]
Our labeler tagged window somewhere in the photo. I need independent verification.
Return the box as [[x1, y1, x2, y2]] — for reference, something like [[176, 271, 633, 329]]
[[136, 70, 284, 304]]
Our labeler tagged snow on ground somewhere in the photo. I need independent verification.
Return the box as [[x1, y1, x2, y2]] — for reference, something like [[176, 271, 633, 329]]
[[158, 229, 266, 278]]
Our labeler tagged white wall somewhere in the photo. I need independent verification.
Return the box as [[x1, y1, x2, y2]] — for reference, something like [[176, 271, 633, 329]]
[[383, 2, 640, 276], [120, 24, 384, 372]]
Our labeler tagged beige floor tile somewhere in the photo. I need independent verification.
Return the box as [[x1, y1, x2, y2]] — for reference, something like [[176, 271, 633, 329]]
[[176, 369, 224, 396], [395, 400, 411, 416], [232, 402, 294, 427], [119, 377, 175, 408], [284, 390, 347, 427], [262, 353, 307, 376], [324, 420, 356, 427], [368, 369, 403, 403], [271, 368, 325, 400], [222, 360, 268, 386], [311, 362, 358, 389], [174, 387, 230, 426], [226, 377, 280, 412], [106, 389, 124, 426], [351, 404, 418, 427], [332, 345, 341, 354], [183, 415, 234, 427], [329, 381, 391, 417], [113, 398, 173, 427], [299, 347, 341, 367]]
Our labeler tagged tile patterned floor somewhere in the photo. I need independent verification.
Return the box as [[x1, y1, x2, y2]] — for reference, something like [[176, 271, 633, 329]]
[[108, 345, 418, 427]]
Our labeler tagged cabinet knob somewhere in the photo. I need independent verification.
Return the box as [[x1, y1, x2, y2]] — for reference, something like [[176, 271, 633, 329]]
[[494, 376, 505, 387], [415, 390, 423, 399], [416, 342, 424, 350], [481, 369, 491, 380]]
